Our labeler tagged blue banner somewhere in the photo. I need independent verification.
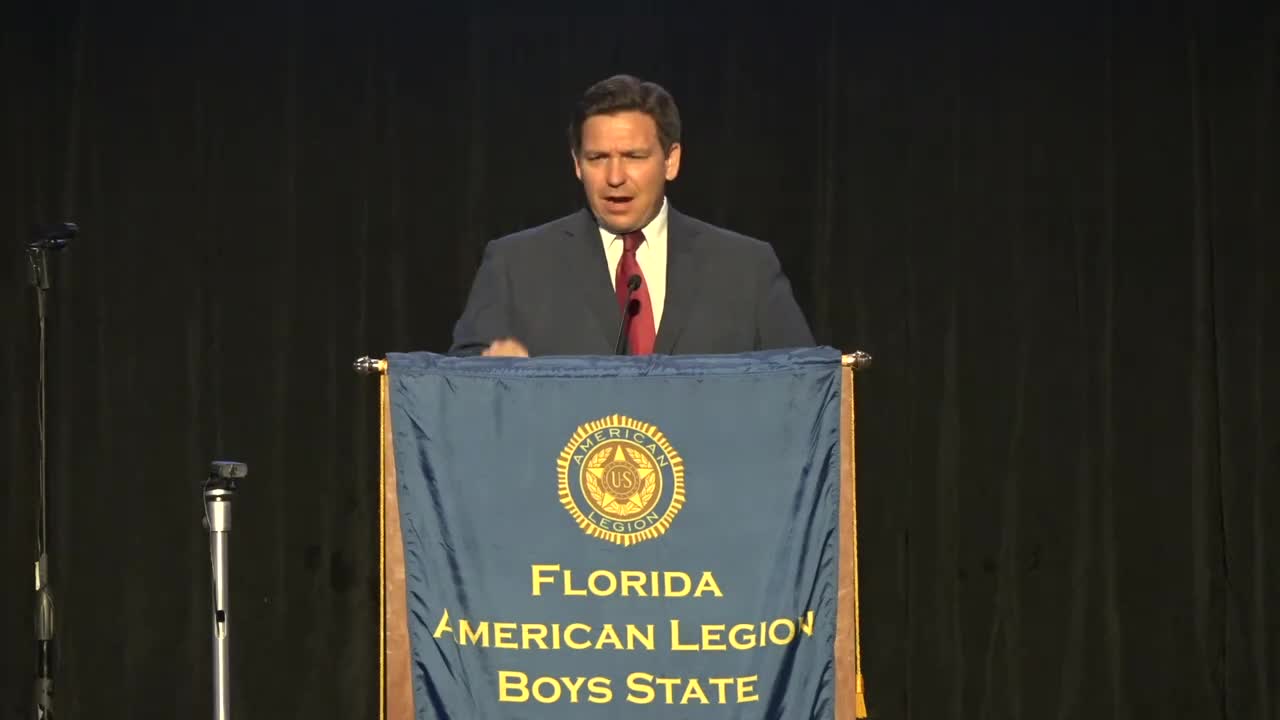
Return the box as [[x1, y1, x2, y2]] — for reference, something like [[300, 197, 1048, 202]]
[[386, 348, 858, 719]]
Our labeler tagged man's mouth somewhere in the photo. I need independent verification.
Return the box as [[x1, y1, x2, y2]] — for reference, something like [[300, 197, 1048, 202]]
[[604, 195, 634, 210]]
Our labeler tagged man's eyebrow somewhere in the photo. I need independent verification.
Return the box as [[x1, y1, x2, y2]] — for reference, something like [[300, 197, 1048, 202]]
[[581, 147, 651, 156]]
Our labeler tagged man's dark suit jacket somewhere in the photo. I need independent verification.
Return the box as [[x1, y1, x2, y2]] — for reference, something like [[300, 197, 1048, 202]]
[[450, 206, 815, 356]]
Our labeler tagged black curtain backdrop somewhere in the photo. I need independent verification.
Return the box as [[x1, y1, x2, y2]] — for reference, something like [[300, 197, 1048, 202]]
[[2, 1, 1277, 718]]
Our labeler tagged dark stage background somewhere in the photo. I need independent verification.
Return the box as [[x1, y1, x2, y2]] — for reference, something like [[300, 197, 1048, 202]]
[[2, 1, 1278, 718]]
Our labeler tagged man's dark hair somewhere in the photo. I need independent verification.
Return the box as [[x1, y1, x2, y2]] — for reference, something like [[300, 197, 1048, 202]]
[[568, 74, 681, 156]]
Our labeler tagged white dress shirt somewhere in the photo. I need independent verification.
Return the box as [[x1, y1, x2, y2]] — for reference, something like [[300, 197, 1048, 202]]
[[598, 197, 669, 332]]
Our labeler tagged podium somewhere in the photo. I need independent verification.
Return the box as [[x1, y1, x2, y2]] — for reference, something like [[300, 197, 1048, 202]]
[[359, 348, 870, 719]]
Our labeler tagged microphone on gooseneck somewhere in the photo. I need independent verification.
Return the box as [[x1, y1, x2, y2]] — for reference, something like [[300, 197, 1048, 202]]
[[614, 274, 642, 355]]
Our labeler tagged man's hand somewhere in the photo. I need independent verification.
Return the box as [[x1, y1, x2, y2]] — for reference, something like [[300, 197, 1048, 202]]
[[481, 337, 529, 357]]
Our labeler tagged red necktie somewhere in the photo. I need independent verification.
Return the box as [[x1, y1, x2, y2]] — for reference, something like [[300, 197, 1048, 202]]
[[615, 231, 656, 355]]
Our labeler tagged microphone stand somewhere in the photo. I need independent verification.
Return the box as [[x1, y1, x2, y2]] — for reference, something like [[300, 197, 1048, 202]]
[[25, 238, 58, 720], [203, 461, 246, 720]]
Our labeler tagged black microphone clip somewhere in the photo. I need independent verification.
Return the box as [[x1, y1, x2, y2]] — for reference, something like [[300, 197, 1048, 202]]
[[29, 222, 78, 251], [613, 274, 642, 355]]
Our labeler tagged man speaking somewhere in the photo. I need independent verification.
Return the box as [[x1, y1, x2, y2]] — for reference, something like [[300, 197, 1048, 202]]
[[450, 74, 814, 357]]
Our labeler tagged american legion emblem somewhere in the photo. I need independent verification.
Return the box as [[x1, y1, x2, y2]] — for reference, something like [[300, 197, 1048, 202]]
[[558, 414, 685, 547]]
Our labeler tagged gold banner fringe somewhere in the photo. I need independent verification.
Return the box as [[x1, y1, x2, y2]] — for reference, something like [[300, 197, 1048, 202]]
[[852, 361, 868, 717], [841, 362, 870, 718], [378, 373, 387, 720]]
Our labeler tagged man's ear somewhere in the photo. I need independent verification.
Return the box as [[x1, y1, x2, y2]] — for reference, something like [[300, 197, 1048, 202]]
[[664, 143, 682, 181], [571, 148, 583, 181]]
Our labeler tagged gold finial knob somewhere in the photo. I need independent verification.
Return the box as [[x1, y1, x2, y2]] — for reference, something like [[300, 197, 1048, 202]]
[[841, 351, 872, 370], [352, 356, 387, 375]]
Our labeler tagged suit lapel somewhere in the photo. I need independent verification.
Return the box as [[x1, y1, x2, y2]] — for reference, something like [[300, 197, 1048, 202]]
[[654, 207, 703, 354], [562, 208, 619, 349]]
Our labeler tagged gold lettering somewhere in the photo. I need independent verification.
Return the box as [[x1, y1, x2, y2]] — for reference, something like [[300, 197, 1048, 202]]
[[492, 622, 517, 649], [521, 624, 548, 650], [531, 564, 558, 596], [701, 624, 727, 651], [563, 570, 588, 597], [459, 619, 488, 646], [799, 610, 815, 637], [608, 428, 622, 438], [738, 675, 760, 703], [531, 677, 561, 703], [551, 623, 561, 650], [656, 677, 681, 704], [589, 570, 617, 596], [694, 571, 724, 597], [708, 677, 735, 704], [620, 675, 766, 704], [431, 609, 452, 639], [532, 566, 727, 598], [588, 677, 613, 703], [595, 624, 623, 650], [620, 570, 647, 596], [729, 623, 756, 650], [565, 623, 592, 650], [500, 674, 610, 704], [627, 624, 656, 651], [769, 618, 796, 646], [670, 619, 699, 651], [560, 676, 586, 703], [627, 672, 655, 704], [664, 572, 691, 597], [680, 678, 710, 705], [498, 671, 528, 702]]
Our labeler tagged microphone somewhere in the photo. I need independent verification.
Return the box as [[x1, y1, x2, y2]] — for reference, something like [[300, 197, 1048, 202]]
[[29, 222, 78, 250], [613, 274, 642, 355]]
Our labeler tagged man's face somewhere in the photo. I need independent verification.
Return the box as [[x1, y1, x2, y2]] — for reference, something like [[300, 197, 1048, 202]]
[[573, 111, 681, 235]]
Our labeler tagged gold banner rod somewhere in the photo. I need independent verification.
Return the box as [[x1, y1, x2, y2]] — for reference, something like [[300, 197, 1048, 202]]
[[357, 353, 868, 373]]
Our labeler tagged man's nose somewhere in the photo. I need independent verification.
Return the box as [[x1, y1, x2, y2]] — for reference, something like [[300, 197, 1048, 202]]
[[606, 158, 626, 187]]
